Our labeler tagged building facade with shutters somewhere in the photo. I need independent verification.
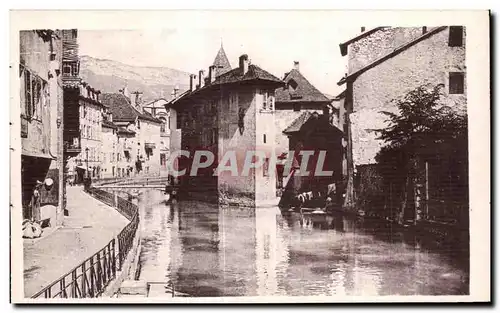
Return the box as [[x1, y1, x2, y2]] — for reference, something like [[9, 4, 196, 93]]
[[65, 83, 106, 183], [19, 30, 64, 225], [337, 26, 467, 206], [169, 47, 284, 207], [142, 98, 171, 176]]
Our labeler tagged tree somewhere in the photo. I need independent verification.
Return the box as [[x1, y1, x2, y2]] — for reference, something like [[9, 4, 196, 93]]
[[375, 84, 468, 223]]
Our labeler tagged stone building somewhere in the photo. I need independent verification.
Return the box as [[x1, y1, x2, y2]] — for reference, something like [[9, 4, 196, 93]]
[[142, 98, 172, 176], [65, 82, 105, 183], [101, 89, 163, 177], [169, 51, 284, 207], [274, 61, 332, 157], [20, 30, 64, 226], [273, 61, 334, 190], [337, 26, 467, 207], [100, 110, 119, 178]]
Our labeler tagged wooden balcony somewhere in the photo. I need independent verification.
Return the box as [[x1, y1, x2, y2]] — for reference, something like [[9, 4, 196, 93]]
[[64, 137, 81, 156]]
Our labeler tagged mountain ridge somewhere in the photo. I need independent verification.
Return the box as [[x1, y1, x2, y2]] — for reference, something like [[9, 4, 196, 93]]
[[79, 55, 191, 103]]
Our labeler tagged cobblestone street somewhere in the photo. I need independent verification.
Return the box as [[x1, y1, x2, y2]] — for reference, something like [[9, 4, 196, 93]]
[[23, 186, 129, 297]]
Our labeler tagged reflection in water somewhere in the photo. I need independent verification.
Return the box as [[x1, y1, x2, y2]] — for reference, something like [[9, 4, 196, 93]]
[[136, 190, 469, 297]]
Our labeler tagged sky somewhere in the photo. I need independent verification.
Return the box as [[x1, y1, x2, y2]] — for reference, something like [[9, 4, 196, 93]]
[[79, 27, 360, 97]]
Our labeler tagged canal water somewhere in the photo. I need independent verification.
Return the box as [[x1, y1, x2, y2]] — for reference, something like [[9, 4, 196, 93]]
[[136, 189, 469, 297]]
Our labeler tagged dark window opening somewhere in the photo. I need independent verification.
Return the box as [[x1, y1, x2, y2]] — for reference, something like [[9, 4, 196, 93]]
[[293, 103, 301, 112], [422, 26, 427, 34], [449, 26, 464, 47], [263, 134, 266, 144], [263, 158, 270, 177], [449, 72, 465, 94], [63, 65, 71, 74]]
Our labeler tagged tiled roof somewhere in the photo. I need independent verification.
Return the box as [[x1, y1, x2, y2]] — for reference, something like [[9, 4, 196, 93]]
[[283, 111, 314, 134], [283, 111, 342, 135], [102, 119, 118, 129], [275, 69, 331, 104], [212, 64, 283, 86], [101, 93, 162, 124], [334, 90, 346, 100], [213, 45, 232, 77]]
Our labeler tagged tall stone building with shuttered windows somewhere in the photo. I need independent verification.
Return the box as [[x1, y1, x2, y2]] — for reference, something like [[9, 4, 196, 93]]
[[169, 47, 284, 207], [337, 26, 467, 211], [20, 30, 64, 226]]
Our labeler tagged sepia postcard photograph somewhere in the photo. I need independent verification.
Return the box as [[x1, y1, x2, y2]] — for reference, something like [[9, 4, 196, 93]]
[[8, 9, 491, 304]]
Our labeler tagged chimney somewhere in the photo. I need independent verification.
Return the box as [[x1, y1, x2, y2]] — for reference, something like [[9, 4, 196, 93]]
[[209, 65, 216, 83], [173, 85, 179, 98], [361, 27, 366, 32], [132, 91, 143, 105], [120, 86, 130, 99], [239, 54, 249, 75], [294, 61, 300, 71], [198, 70, 205, 89], [189, 74, 196, 92]]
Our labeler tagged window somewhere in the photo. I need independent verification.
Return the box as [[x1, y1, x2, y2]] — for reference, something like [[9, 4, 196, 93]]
[[23, 69, 32, 117], [261, 90, 274, 111], [212, 128, 217, 145], [449, 72, 465, 94], [63, 65, 71, 74], [71, 63, 79, 76], [293, 103, 301, 112], [449, 26, 464, 47], [21, 66, 47, 120], [211, 100, 217, 114], [263, 158, 269, 177], [229, 93, 238, 113], [422, 26, 427, 34], [160, 153, 166, 166], [263, 134, 266, 144]]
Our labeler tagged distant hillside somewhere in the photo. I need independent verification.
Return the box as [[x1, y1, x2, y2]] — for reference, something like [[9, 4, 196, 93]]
[[79, 55, 191, 103]]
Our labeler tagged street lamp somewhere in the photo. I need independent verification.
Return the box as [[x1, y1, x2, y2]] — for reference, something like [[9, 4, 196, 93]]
[[85, 147, 89, 179]]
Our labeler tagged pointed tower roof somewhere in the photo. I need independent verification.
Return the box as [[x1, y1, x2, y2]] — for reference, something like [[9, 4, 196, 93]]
[[212, 43, 232, 77]]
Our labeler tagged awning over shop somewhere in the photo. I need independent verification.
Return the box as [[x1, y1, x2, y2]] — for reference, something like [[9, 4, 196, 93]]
[[22, 151, 55, 160], [75, 165, 87, 171]]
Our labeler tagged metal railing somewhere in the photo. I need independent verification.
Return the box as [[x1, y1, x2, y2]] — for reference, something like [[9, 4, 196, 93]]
[[116, 196, 137, 221], [32, 186, 140, 299], [87, 187, 116, 208], [117, 212, 139, 270], [31, 239, 116, 299]]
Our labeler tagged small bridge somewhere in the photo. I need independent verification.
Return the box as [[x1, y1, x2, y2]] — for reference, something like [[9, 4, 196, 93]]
[[98, 184, 180, 196], [99, 185, 166, 189]]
